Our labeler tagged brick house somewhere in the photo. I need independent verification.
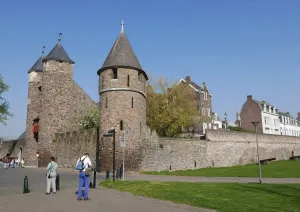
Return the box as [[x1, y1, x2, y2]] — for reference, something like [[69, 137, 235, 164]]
[[240, 95, 280, 134], [178, 76, 221, 134]]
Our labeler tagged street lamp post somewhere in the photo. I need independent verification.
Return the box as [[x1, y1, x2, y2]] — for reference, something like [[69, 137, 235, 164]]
[[251, 121, 262, 184], [103, 129, 116, 182], [224, 112, 227, 130]]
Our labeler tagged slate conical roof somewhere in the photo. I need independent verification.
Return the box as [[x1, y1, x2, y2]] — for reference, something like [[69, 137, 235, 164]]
[[28, 56, 43, 73], [43, 43, 75, 64], [98, 31, 148, 80]]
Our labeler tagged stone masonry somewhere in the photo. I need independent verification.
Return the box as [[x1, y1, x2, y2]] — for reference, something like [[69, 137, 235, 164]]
[[53, 128, 97, 168], [140, 129, 300, 171], [24, 39, 97, 167], [4, 127, 299, 172], [98, 26, 148, 172], [25, 70, 43, 166]]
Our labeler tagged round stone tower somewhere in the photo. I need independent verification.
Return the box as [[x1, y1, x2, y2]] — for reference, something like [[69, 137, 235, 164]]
[[98, 20, 148, 172], [37, 34, 75, 166], [25, 47, 45, 166]]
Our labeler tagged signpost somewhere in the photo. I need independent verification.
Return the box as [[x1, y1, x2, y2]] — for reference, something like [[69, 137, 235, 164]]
[[121, 130, 135, 181]]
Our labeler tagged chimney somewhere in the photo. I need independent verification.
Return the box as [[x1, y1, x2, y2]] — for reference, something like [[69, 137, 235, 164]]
[[185, 76, 191, 84], [297, 112, 300, 121], [247, 95, 252, 100]]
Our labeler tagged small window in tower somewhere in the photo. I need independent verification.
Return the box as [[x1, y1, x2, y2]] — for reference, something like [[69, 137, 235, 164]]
[[38, 86, 42, 92], [112, 68, 118, 79], [105, 97, 108, 108], [33, 118, 39, 142], [138, 72, 143, 82], [132, 97, 133, 108], [140, 121, 142, 133], [101, 76, 104, 90], [120, 120, 123, 130], [127, 75, 130, 87]]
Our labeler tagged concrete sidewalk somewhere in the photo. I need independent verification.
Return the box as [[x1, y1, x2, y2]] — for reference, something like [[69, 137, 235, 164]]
[[125, 174, 300, 184], [0, 187, 214, 212]]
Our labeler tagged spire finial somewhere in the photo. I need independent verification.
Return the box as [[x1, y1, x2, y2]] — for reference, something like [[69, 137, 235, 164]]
[[121, 17, 124, 32], [42, 45, 45, 58], [58, 32, 62, 44]]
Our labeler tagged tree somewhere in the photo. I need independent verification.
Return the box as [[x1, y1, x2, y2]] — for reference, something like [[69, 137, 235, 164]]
[[78, 106, 100, 129], [147, 77, 204, 137], [0, 74, 12, 125]]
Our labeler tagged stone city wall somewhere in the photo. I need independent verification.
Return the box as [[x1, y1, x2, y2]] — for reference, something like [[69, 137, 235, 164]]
[[5, 128, 299, 171], [52, 128, 97, 168], [140, 130, 300, 172], [0, 139, 26, 159]]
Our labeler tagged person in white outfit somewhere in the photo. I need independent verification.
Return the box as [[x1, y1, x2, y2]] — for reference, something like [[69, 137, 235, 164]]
[[76, 153, 92, 201], [45, 156, 58, 195]]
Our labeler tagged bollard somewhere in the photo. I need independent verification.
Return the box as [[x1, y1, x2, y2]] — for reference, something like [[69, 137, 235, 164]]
[[56, 174, 60, 191], [116, 168, 120, 180], [106, 170, 110, 179], [23, 175, 30, 194], [120, 165, 123, 179], [92, 169, 96, 188]]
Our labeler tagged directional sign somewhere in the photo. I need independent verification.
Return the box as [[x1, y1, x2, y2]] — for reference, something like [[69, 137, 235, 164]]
[[120, 134, 126, 148]]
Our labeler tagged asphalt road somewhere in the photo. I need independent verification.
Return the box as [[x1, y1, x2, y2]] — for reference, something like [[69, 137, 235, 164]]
[[0, 165, 104, 196], [2, 164, 300, 197]]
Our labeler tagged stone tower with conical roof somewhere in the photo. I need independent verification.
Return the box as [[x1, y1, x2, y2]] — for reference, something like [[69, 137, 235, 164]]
[[98, 19, 148, 172], [37, 34, 76, 166], [24, 34, 97, 167]]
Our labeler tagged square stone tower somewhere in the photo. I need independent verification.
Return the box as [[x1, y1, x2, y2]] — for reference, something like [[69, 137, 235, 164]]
[[98, 20, 148, 172], [25, 35, 97, 167]]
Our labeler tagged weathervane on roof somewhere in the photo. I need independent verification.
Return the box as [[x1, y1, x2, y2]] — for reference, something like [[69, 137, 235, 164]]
[[42, 46, 45, 58], [121, 17, 124, 32], [58, 32, 62, 44]]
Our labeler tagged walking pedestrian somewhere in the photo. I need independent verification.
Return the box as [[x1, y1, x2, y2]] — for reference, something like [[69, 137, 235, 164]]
[[20, 158, 25, 168], [76, 152, 92, 201], [45, 156, 58, 195]]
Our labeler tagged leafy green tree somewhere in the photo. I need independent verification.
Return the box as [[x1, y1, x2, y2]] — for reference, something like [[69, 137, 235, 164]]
[[0, 74, 12, 125], [78, 106, 100, 129], [147, 77, 203, 137]]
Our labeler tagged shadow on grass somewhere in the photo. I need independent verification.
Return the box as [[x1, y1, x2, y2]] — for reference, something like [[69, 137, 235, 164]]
[[236, 183, 300, 198]]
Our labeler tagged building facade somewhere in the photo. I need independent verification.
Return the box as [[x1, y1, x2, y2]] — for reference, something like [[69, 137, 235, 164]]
[[240, 95, 280, 134], [178, 76, 223, 134], [98, 22, 148, 171], [279, 112, 300, 136]]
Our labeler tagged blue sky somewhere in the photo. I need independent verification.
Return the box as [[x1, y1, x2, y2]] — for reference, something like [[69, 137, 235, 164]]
[[0, 0, 299, 137]]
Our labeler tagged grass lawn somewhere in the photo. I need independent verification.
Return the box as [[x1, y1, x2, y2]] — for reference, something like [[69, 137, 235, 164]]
[[143, 160, 300, 178], [101, 180, 300, 212]]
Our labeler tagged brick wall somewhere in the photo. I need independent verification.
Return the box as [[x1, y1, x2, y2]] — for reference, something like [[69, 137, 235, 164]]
[[240, 95, 263, 132]]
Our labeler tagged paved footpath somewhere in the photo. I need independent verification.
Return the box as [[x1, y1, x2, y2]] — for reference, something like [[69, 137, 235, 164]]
[[0, 167, 214, 212], [0, 186, 214, 212], [1, 166, 299, 212], [128, 174, 300, 184]]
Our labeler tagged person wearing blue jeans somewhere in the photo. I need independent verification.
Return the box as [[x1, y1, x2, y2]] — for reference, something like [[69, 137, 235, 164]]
[[78, 171, 89, 199], [76, 153, 92, 201]]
